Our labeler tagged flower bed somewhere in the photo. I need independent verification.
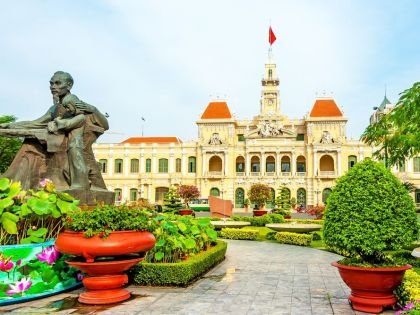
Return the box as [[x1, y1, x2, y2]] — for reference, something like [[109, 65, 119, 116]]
[[0, 240, 81, 305]]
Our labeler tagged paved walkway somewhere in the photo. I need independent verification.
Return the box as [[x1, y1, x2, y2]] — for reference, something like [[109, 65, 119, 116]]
[[0, 240, 393, 315]]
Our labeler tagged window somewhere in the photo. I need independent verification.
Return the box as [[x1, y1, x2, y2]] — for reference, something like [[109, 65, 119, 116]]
[[266, 156, 275, 172], [414, 157, 420, 173], [130, 188, 138, 202], [158, 158, 168, 173], [114, 159, 123, 174], [322, 188, 332, 204], [237, 134, 245, 142], [155, 187, 169, 204], [281, 162, 290, 172], [210, 187, 220, 197], [297, 188, 306, 207], [99, 159, 107, 173], [296, 134, 304, 141], [130, 159, 139, 173], [175, 158, 182, 173], [114, 189, 122, 202], [348, 155, 357, 169], [415, 189, 420, 203], [145, 158, 151, 173], [188, 157, 196, 173]]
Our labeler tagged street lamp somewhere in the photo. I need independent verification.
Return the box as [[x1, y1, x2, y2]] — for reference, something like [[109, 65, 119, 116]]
[[315, 190, 321, 205]]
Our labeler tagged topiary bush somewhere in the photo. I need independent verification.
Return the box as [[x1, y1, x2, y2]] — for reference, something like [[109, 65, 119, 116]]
[[275, 232, 312, 246], [220, 228, 258, 240], [323, 159, 419, 265]]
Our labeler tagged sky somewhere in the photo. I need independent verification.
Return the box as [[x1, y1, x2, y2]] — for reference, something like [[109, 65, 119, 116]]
[[0, 0, 419, 143]]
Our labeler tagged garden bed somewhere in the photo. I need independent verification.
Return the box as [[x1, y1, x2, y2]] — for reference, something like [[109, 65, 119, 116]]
[[131, 240, 227, 286]]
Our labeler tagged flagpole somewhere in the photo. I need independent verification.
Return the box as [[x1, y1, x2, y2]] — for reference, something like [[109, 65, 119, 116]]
[[141, 117, 145, 136]]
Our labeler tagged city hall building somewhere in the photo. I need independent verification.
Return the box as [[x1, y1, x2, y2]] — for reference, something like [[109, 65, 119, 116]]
[[92, 57, 420, 209]]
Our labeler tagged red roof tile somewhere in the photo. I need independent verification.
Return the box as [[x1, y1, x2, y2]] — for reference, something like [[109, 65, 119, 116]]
[[201, 101, 232, 119], [121, 137, 182, 144], [309, 99, 343, 117]]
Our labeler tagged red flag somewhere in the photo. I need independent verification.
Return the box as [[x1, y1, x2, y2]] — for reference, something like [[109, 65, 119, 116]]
[[268, 26, 276, 46]]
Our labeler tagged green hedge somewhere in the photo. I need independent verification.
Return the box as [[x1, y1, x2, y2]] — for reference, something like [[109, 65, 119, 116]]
[[220, 228, 258, 240], [275, 232, 312, 246], [231, 214, 284, 226], [131, 240, 227, 286], [285, 219, 324, 225]]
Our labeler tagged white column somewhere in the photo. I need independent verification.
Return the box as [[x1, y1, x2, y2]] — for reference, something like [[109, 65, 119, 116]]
[[276, 152, 280, 176], [224, 152, 229, 175], [108, 158, 113, 176], [337, 150, 341, 175], [261, 152, 265, 175], [202, 154, 206, 176], [313, 151, 318, 176], [140, 154, 144, 174], [169, 155, 174, 173], [245, 153, 250, 176], [124, 156, 129, 176], [152, 155, 157, 173], [182, 154, 187, 175], [291, 153, 296, 175]]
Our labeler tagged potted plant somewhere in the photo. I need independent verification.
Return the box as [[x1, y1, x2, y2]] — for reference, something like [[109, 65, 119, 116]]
[[176, 185, 200, 216], [243, 198, 250, 211], [248, 184, 272, 216], [55, 205, 156, 304], [162, 186, 183, 213], [0, 177, 81, 305], [323, 159, 419, 313]]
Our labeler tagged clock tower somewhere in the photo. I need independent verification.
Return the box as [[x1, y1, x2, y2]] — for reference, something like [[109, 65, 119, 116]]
[[260, 60, 280, 117]]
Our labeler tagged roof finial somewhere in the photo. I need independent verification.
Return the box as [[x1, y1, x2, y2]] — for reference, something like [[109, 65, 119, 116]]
[[384, 84, 387, 97]]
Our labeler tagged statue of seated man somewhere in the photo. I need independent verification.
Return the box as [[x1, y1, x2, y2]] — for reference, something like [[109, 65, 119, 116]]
[[0, 71, 109, 193]]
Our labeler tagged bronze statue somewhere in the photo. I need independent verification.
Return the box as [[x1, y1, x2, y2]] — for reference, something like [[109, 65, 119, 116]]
[[0, 71, 113, 205]]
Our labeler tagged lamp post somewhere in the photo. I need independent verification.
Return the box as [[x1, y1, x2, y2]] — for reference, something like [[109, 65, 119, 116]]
[[315, 189, 321, 206]]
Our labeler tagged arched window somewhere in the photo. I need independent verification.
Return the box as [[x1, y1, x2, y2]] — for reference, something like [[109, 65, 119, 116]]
[[235, 188, 245, 208], [155, 187, 169, 204], [236, 156, 245, 172], [297, 188, 306, 207], [281, 156, 291, 172], [210, 187, 220, 197], [130, 188, 138, 202], [145, 158, 151, 173], [322, 188, 332, 204], [320, 155, 334, 171], [188, 156, 196, 173], [267, 188, 276, 209], [99, 159, 107, 173], [209, 156, 222, 172], [266, 156, 276, 172], [130, 159, 139, 173], [114, 188, 122, 203], [296, 156, 306, 173], [114, 159, 123, 174], [251, 156, 260, 172], [175, 158, 182, 173], [348, 155, 357, 169], [158, 158, 168, 173], [413, 157, 420, 173]]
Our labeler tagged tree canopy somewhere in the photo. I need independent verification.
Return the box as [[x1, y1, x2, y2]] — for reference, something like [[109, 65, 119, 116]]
[[0, 115, 22, 173], [361, 82, 420, 167]]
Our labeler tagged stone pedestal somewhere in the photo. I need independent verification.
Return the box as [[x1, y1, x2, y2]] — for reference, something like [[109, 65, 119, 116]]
[[62, 189, 114, 207]]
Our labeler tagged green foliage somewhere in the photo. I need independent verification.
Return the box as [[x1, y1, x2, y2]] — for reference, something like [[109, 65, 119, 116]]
[[220, 228, 258, 240], [145, 215, 217, 263], [395, 269, 420, 309], [0, 115, 22, 174], [131, 240, 227, 286], [275, 185, 291, 214], [323, 159, 419, 265], [64, 205, 156, 238], [177, 185, 200, 209], [0, 178, 79, 245], [290, 197, 297, 209], [162, 186, 183, 213], [231, 214, 284, 226], [275, 232, 313, 246], [247, 184, 272, 209], [361, 82, 420, 167]]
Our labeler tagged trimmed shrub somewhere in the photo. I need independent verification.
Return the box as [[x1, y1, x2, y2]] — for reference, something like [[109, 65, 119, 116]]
[[220, 228, 258, 240], [266, 231, 277, 240], [395, 269, 420, 307], [131, 240, 227, 286], [324, 159, 419, 264], [311, 232, 322, 241], [231, 214, 284, 226], [275, 232, 312, 246]]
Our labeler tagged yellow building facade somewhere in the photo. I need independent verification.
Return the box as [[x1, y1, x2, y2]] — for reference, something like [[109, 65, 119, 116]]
[[92, 57, 420, 209]]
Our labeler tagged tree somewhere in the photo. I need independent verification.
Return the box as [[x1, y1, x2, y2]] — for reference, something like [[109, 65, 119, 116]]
[[275, 185, 291, 214], [177, 185, 200, 209], [361, 82, 420, 167], [163, 186, 183, 213], [0, 115, 22, 173], [247, 183, 272, 210]]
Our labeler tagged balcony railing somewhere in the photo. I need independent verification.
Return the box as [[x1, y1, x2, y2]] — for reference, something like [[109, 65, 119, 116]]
[[296, 172, 306, 176], [319, 171, 336, 177], [207, 171, 223, 177], [250, 172, 261, 176], [265, 172, 275, 176], [236, 172, 245, 177], [281, 172, 291, 177]]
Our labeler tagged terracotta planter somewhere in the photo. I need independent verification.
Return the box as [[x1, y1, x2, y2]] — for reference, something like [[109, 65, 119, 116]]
[[178, 209, 194, 216], [253, 210, 268, 216], [56, 230, 156, 263], [56, 230, 156, 304], [332, 261, 411, 313]]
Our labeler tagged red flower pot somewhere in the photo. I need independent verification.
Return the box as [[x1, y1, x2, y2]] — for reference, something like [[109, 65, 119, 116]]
[[56, 230, 156, 263], [332, 262, 411, 313], [55, 230, 156, 304], [253, 210, 268, 217], [178, 209, 194, 216]]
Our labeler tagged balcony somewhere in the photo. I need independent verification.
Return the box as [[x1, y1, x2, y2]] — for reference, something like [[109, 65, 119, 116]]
[[265, 172, 276, 177], [206, 171, 223, 178], [250, 172, 261, 177], [281, 172, 291, 177], [236, 172, 245, 177], [296, 172, 306, 176], [319, 171, 336, 178]]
